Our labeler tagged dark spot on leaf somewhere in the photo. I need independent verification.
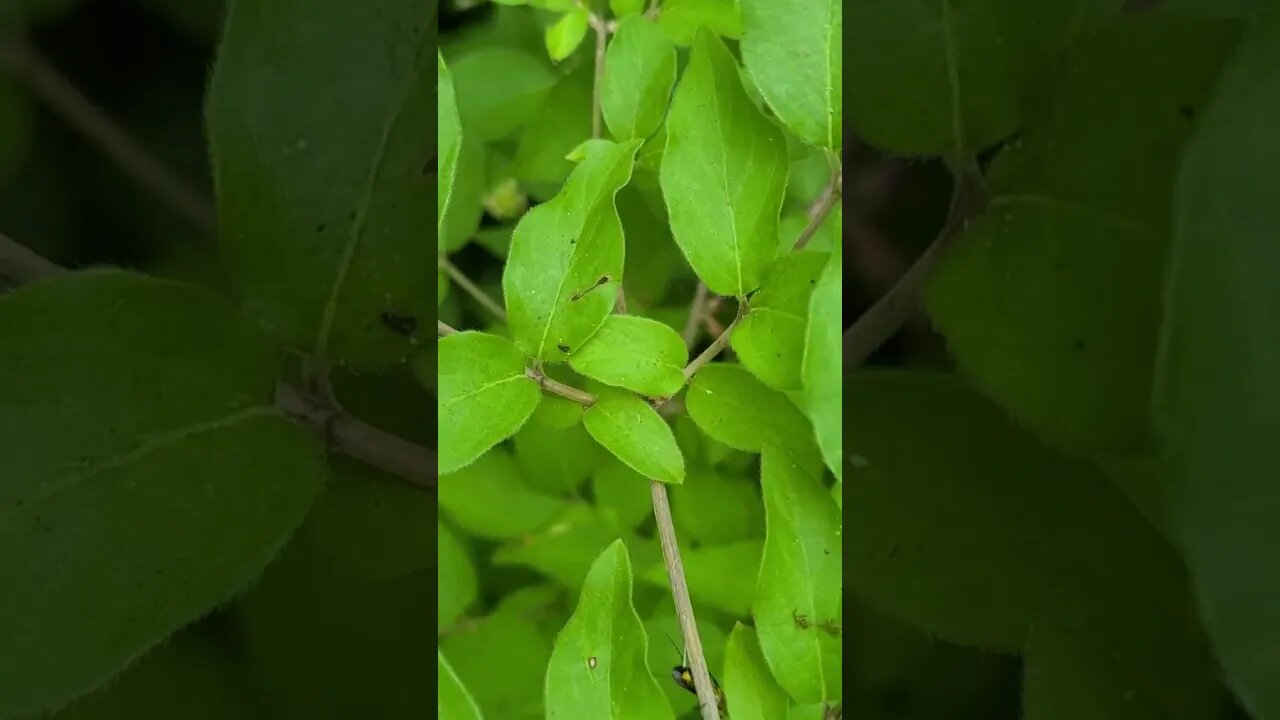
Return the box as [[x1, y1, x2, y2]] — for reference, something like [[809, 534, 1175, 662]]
[[348, 210, 357, 220], [888, 545, 900, 558], [1178, 104, 1195, 120], [315, 223, 326, 233], [379, 311, 418, 337], [558, 343, 571, 353], [793, 610, 810, 629], [1073, 340, 1085, 351]]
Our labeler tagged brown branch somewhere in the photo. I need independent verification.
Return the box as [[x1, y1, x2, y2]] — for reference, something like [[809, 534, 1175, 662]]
[[438, 320, 458, 336], [0, 233, 437, 493], [525, 367, 597, 406], [681, 282, 709, 347], [794, 158, 842, 250], [438, 256, 507, 322], [842, 166, 987, 371], [0, 37, 215, 234], [650, 480, 720, 720], [682, 299, 746, 382]]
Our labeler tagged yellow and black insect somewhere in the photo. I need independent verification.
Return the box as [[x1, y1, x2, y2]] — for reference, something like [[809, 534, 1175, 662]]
[[665, 634, 728, 718]]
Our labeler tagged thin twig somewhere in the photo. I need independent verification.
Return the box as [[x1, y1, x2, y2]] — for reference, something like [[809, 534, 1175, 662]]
[[276, 384, 435, 491], [0, 37, 215, 234], [438, 256, 507, 322], [438, 320, 458, 336], [651, 480, 720, 720], [794, 157, 842, 250], [590, 12, 607, 139], [525, 367, 597, 406], [681, 282, 709, 347], [842, 166, 987, 371], [682, 300, 746, 382], [0, 234, 437, 492]]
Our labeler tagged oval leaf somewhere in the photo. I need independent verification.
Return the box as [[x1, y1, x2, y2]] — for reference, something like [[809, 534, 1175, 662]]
[[439, 52, 462, 234], [207, 0, 433, 369], [754, 445, 842, 704], [439, 446, 569, 539], [433, 331, 542, 474], [1155, 8, 1280, 717], [0, 270, 324, 717], [723, 623, 789, 720], [802, 243, 842, 480], [583, 389, 685, 484], [685, 363, 817, 464], [546, 7, 591, 62], [569, 315, 687, 397], [660, 29, 788, 297], [439, 521, 478, 630], [503, 138, 641, 363], [602, 15, 678, 141], [731, 249, 828, 390], [739, 0, 841, 149], [545, 540, 673, 720], [439, 650, 484, 720]]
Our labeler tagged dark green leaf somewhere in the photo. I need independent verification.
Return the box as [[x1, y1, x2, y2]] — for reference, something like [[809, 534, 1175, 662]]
[[602, 15, 678, 141], [504, 138, 641, 362], [545, 541, 674, 720], [1155, 8, 1280, 717], [583, 389, 685, 484], [442, 605, 551, 720], [513, 63, 593, 201], [640, 540, 762, 616], [514, 417, 605, 493], [206, 0, 433, 369], [449, 47, 557, 142], [660, 30, 788, 297], [440, 446, 570, 540], [433, 331, 542, 475], [592, 455, 654, 531], [731, 250, 828, 390], [657, 0, 741, 45], [739, 0, 841, 149], [439, 521, 478, 630], [671, 467, 762, 546], [439, 53, 462, 234], [0, 271, 324, 717], [493, 504, 623, 588]]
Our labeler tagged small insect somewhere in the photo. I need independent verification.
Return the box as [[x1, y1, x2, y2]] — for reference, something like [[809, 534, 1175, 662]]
[[570, 275, 611, 302], [557, 343, 571, 354], [664, 633, 728, 718], [587, 656, 597, 669], [793, 610, 810, 629]]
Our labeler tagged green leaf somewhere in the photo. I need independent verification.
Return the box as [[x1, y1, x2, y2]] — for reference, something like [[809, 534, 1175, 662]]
[[503, 138, 641, 362], [845, 371, 1222, 718], [440, 446, 570, 539], [671, 467, 762, 546], [206, 0, 433, 369], [803, 243, 842, 480], [545, 540, 674, 720], [441, 605, 552, 719], [439, 650, 485, 720], [433, 331, 542, 475], [739, 0, 841, 149], [846, 0, 1121, 158], [530, 391, 586, 430], [1155, 8, 1280, 718], [618, 168, 689, 306], [569, 315, 687, 397], [450, 47, 558, 142], [50, 626, 264, 720], [546, 7, 592, 62], [660, 29, 788, 297], [723, 624, 789, 720], [925, 15, 1241, 455], [755, 445, 842, 704], [514, 417, 605, 493], [685, 363, 818, 464], [583, 389, 685, 484], [439, 53, 463, 234], [493, 504, 623, 588], [592, 455, 654, 531], [441, 133, 488, 253], [657, 0, 742, 45], [641, 540, 762, 617], [513, 63, 594, 201], [602, 15, 678, 141], [0, 271, 324, 717], [439, 521, 478, 630], [610, 0, 645, 17], [731, 250, 828, 390]]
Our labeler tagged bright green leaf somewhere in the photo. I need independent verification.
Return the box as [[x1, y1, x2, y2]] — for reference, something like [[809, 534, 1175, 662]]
[[583, 389, 685, 484], [0, 270, 324, 718], [732, 250, 828, 390], [569, 315, 687, 397], [755, 445, 842, 704], [846, 0, 1121, 158], [739, 0, 842, 149], [206, 0, 433, 369], [610, 0, 645, 16], [439, 650, 485, 720], [803, 243, 842, 480], [846, 371, 1222, 718], [546, 7, 592, 62], [433, 331, 542, 474], [1155, 8, 1280, 717], [925, 15, 1241, 455], [440, 447, 570, 540], [660, 29, 788, 297], [504, 138, 641, 362], [442, 605, 551, 719], [723, 623, 789, 720], [439, 53, 462, 234], [545, 540, 674, 720], [657, 0, 741, 45], [685, 363, 818, 465], [439, 522, 478, 630], [602, 15, 678, 141]]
